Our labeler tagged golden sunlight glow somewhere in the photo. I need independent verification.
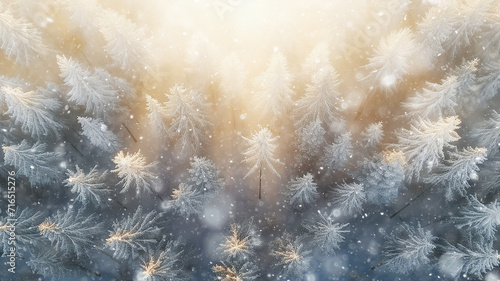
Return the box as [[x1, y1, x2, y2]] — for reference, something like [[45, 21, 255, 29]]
[[221, 224, 249, 255], [141, 255, 166, 277]]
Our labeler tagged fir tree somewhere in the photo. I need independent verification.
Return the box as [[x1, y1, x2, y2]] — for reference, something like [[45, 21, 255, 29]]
[[379, 223, 436, 274], [38, 207, 104, 257], [145, 95, 169, 140], [63, 165, 111, 206], [254, 52, 294, 122], [296, 118, 326, 159], [111, 150, 159, 196], [425, 147, 487, 200], [331, 181, 366, 215], [164, 84, 211, 152], [472, 110, 500, 157], [163, 183, 204, 217], [294, 65, 341, 127], [2, 85, 63, 138], [283, 173, 318, 210], [78, 116, 120, 153], [272, 233, 311, 279], [454, 195, 500, 242], [242, 127, 281, 199], [360, 122, 384, 152], [106, 206, 162, 260], [2, 140, 62, 185], [322, 132, 353, 171], [302, 210, 349, 254], [394, 116, 461, 182]]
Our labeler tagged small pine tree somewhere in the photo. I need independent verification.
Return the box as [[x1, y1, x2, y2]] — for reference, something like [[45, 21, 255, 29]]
[[145, 95, 169, 140], [284, 173, 318, 210], [294, 65, 341, 127], [363, 28, 414, 92], [379, 223, 436, 274], [322, 132, 353, 171], [138, 240, 186, 281], [360, 122, 384, 153], [187, 156, 224, 193], [57, 55, 117, 119], [254, 52, 294, 122], [242, 127, 281, 199], [331, 181, 366, 215], [403, 75, 459, 120], [111, 150, 159, 196], [27, 248, 87, 279], [472, 110, 500, 157], [164, 84, 211, 152], [0, 208, 44, 255], [2, 140, 62, 185], [439, 240, 500, 279], [2, 85, 63, 138], [302, 210, 349, 254], [63, 165, 111, 206], [106, 206, 162, 260], [78, 116, 120, 153], [219, 222, 261, 263], [163, 183, 204, 217], [394, 116, 461, 182], [426, 147, 487, 200], [454, 195, 500, 242], [98, 9, 151, 74], [477, 60, 500, 104], [0, 6, 47, 65], [296, 118, 326, 159], [38, 207, 104, 257], [272, 233, 311, 279], [212, 261, 259, 281], [359, 151, 406, 205]]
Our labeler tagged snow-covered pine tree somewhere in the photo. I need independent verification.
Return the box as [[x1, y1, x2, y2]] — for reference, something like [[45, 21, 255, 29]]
[[111, 150, 159, 196], [219, 222, 261, 264], [477, 60, 500, 104], [0, 208, 44, 255], [188, 156, 224, 193], [403, 75, 459, 120], [146, 95, 169, 140], [454, 195, 500, 242], [394, 116, 461, 182], [284, 173, 318, 210], [414, 1, 453, 69], [57, 55, 117, 119], [164, 84, 211, 152], [454, 59, 478, 106], [360, 122, 384, 152], [331, 181, 366, 215], [2, 140, 62, 185], [97, 9, 151, 74], [443, 0, 492, 59], [38, 207, 104, 258], [163, 183, 204, 217], [137, 240, 187, 281], [294, 65, 341, 128], [2, 85, 63, 138], [272, 233, 311, 279], [438, 240, 500, 280], [27, 248, 87, 279], [358, 150, 406, 205], [106, 206, 162, 260], [0, 5, 47, 65], [63, 165, 111, 206], [322, 132, 353, 171], [78, 116, 120, 153], [254, 52, 294, 122], [379, 223, 436, 274], [363, 28, 414, 92], [242, 127, 281, 199], [212, 261, 259, 281], [472, 110, 500, 157], [425, 147, 487, 201], [59, 0, 102, 36], [302, 210, 349, 254], [296, 118, 326, 159]]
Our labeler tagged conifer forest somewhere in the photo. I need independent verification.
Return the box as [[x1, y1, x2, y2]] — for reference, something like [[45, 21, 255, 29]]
[[3, 0, 500, 280]]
